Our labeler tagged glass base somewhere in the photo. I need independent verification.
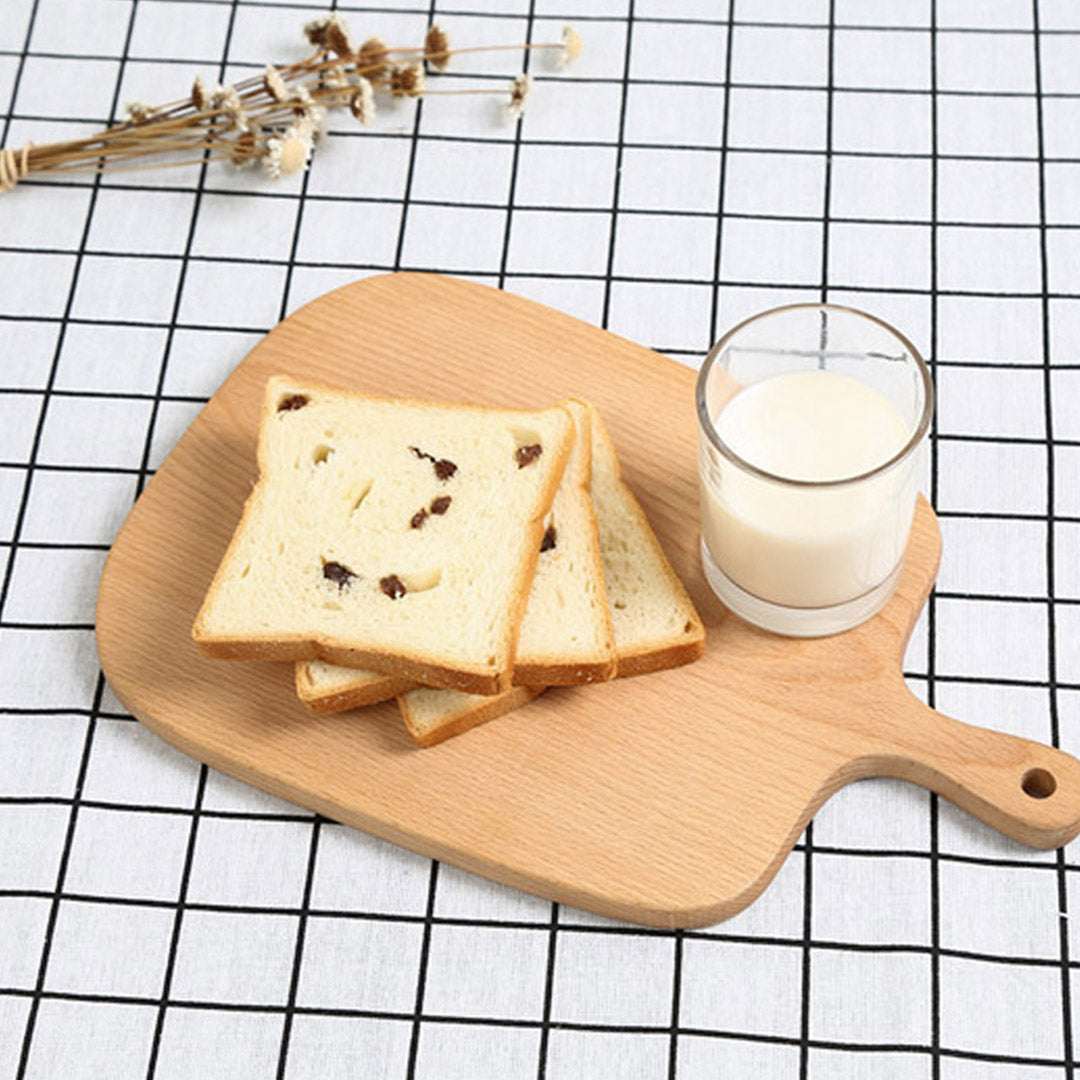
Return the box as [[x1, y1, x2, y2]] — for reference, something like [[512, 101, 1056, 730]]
[[700, 538, 903, 638]]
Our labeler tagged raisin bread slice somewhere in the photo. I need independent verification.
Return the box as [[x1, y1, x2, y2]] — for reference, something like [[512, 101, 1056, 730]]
[[513, 399, 614, 684], [394, 402, 706, 747], [192, 376, 574, 695], [295, 399, 615, 711], [399, 686, 545, 747], [588, 402, 705, 675], [294, 662, 410, 712]]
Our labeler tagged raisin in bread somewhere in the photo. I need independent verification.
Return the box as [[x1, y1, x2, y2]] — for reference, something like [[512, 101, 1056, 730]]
[[192, 377, 574, 695], [295, 399, 615, 711], [394, 403, 706, 746]]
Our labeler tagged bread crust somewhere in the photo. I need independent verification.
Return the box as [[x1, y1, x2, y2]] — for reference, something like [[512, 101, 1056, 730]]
[[198, 633, 507, 695], [512, 656, 617, 685], [613, 637, 706, 678], [192, 376, 575, 696]]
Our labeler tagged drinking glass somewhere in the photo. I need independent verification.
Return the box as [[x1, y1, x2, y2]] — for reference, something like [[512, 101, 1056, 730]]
[[696, 304, 933, 636]]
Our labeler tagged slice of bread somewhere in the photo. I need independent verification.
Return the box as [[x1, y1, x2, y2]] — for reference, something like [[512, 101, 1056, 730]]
[[507, 399, 616, 684], [588, 402, 706, 675], [295, 398, 616, 711], [294, 661, 410, 712], [399, 686, 545, 747], [393, 402, 706, 747], [192, 376, 574, 695]]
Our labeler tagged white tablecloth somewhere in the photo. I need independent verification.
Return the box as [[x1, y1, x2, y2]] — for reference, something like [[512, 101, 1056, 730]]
[[3, 0, 1080, 1076]]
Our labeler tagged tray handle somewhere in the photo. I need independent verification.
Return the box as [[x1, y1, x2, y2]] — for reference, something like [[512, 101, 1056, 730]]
[[865, 688, 1080, 850]]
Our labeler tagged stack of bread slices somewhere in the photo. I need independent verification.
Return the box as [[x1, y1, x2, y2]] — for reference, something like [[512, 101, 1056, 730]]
[[192, 376, 706, 746]]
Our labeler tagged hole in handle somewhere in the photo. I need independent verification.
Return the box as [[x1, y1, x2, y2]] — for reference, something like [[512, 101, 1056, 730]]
[[1022, 768, 1057, 800]]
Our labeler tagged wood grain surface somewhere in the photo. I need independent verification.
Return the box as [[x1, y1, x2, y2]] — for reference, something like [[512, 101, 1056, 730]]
[[96, 273, 1080, 928]]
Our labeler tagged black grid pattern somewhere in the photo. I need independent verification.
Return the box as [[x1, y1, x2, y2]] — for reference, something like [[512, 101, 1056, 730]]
[[3, 0, 1080, 1076]]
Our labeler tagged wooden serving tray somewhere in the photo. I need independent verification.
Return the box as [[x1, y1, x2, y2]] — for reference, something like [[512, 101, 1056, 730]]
[[96, 273, 1080, 928]]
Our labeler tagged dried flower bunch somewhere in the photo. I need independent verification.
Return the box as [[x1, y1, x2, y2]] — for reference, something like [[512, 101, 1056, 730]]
[[0, 16, 581, 193]]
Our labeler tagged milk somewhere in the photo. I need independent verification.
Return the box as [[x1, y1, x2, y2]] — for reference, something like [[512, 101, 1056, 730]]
[[699, 369, 919, 611]]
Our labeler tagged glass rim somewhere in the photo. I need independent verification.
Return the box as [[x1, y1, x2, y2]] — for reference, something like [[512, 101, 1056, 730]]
[[695, 302, 935, 489]]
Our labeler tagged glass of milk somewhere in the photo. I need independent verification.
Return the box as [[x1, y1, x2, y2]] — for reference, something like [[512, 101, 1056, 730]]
[[696, 304, 933, 637]]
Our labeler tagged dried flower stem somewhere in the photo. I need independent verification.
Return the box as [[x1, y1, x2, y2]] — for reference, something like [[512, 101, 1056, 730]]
[[0, 15, 581, 192], [397, 41, 567, 61]]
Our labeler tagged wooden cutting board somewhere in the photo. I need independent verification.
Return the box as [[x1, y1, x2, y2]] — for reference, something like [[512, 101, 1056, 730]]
[[96, 273, 1080, 928]]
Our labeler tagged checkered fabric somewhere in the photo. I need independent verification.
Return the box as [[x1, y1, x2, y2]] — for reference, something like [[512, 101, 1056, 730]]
[[2, 0, 1080, 1076]]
